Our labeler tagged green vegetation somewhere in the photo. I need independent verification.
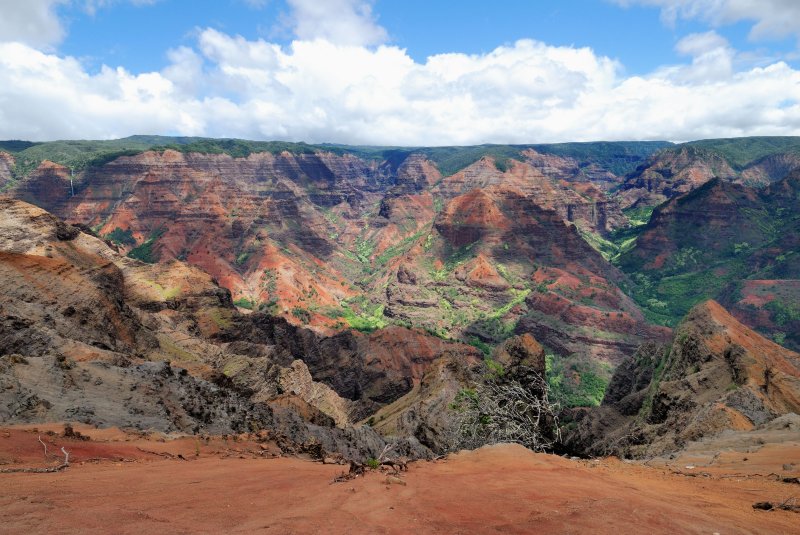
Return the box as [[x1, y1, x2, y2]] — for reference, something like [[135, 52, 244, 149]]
[[468, 337, 493, 356], [4, 137, 176, 179], [259, 268, 278, 295], [0, 140, 38, 152], [623, 206, 655, 227], [484, 358, 506, 379], [683, 136, 800, 169], [291, 307, 311, 323], [7, 135, 791, 187], [578, 206, 653, 262], [623, 268, 739, 326], [153, 138, 317, 159], [324, 298, 387, 332], [127, 227, 166, 264], [531, 141, 673, 175], [353, 234, 375, 264], [546, 354, 610, 408], [402, 141, 671, 177], [488, 289, 530, 320], [614, 176, 800, 327], [366, 458, 381, 469], [765, 299, 800, 327], [374, 227, 429, 267], [405, 145, 526, 177], [234, 298, 256, 310], [104, 227, 136, 246]]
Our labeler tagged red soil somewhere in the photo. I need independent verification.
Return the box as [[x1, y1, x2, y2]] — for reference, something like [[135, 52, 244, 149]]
[[1, 426, 798, 534]]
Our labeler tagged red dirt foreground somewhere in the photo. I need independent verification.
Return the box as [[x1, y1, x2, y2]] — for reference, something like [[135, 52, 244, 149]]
[[1, 425, 799, 534]]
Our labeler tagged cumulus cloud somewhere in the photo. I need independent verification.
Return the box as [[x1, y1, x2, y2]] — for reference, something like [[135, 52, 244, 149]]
[[1, 0, 800, 144], [613, 0, 800, 41], [284, 0, 387, 46], [0, 0, 67, 49], [667, 31, 734, 82], [0, 0, 161, 49], [1, 27, 799, 144]]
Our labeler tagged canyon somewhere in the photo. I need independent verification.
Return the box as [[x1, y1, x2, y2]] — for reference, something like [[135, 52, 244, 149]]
[[1, 135, 799, 532]]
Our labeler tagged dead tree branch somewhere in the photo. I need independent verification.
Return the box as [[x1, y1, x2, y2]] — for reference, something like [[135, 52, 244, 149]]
[[38, 435, 49, 459], [449, 369, 561, 453], [0, 445, 70, 474]]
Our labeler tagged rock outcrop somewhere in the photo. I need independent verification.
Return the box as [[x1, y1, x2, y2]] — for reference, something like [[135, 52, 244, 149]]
[[618, 146, 736, 208], [368, 333, 551, 454], [568, 300, 800, 457], [213, 313, 482, 420], [367, 353, 479, 453], [437, 157, 625, 233]]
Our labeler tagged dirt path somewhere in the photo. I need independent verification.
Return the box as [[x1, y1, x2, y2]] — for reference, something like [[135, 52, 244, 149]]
[[1, 427, 798, 534]]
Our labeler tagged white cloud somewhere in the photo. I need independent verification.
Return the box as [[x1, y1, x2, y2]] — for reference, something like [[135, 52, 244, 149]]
[[613, 0, 800, 41], [284, 0, 387, 46], [667, 31, 734, 81], [0, 0, 67, 49], [0, 0, 161, 49], [1, 0, 800, 144], [2, 28, 800, 145]]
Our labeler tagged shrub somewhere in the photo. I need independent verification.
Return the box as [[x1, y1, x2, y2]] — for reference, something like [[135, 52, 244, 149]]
[[104, 227, 136, 246], [448, 367, 561, 453]]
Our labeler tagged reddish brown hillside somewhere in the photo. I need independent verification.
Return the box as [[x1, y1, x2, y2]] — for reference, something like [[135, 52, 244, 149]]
[[570, 300, 800, 457]]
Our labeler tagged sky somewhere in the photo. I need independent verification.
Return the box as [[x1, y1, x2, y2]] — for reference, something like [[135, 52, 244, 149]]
[[0, 0, 799, 145]]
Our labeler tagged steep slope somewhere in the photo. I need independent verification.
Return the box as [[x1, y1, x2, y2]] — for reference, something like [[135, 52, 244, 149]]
[[436, 156, 625, 233], [13, 150, 388, 308], [720, 280, 800, 353], [520, 148, 618, 189], [7, 145, 657, 357], [0, 196, 157, 360], [617, 173, 800, 343], [569, 300, 800, 457], [368, 333, 550, 454], [619, 137, 800, 208], [0, 197, 477, 458], [214, 313, 481, 420], [386, 175, 665, 367], [6, 139, 681, 407], [619, 146, 736, 208]]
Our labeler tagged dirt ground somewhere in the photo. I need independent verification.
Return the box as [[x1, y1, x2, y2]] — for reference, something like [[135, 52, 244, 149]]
[[1, 424, 798, 534]]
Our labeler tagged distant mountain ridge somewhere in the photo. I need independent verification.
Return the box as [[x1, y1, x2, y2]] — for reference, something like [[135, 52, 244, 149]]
[[0, 135, 671, 182]]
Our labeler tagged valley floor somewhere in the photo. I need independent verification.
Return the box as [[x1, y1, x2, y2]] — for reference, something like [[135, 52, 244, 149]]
[[1, 425, 798, 534]]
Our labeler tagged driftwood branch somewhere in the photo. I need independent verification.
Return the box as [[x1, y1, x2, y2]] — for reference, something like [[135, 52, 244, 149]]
[[753, 496, 799, 513], [0, 444, 70, 474], [377, 443, 395, 463], [38, 435, 49, 458]]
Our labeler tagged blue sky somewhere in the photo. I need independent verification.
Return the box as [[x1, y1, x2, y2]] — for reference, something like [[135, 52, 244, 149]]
[[57, 1, 797, 75], [0, 0, 799, 144]]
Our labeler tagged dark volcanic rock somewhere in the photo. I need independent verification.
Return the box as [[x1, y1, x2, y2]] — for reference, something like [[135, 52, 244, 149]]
[[215, 313, 481, 420]]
